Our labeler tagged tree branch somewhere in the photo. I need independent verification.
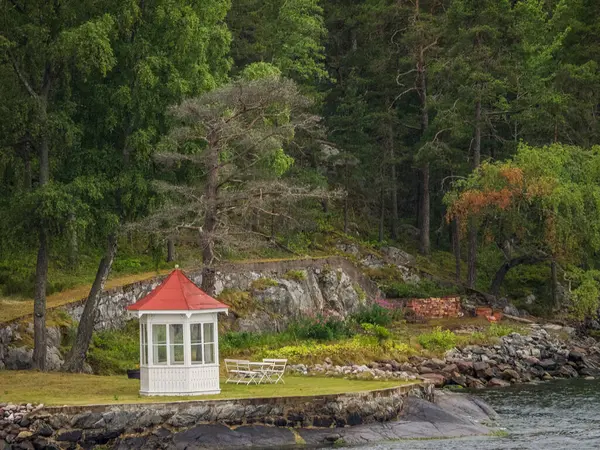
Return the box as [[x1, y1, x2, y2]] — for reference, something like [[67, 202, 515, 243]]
[[8, 51, 38, 100]]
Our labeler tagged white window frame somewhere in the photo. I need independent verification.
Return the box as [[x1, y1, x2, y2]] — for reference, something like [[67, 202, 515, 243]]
[[203, 322, 215, 365], [140, 323, 148, 366], [152, 324, 168, 365], [169, 323, 185, 365], [189, 321, 217, 365]]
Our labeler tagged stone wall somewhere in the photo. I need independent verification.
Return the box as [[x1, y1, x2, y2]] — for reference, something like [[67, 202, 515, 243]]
[[405, 297, 462, 319], [1, 383, 431, 449]]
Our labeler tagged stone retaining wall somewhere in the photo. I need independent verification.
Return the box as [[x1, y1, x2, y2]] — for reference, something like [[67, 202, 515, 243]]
[[2, 383, 431, 449], [405, 296, 462, 318]]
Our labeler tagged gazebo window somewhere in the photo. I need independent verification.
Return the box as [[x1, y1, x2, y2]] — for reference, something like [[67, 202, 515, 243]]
[[190, 323, 215, 364], [169, 324, 184, 365], [190, 323, 204, 364], [140, 323, 148, 365], [204, 323, 215, 364], [152, 324, 168, 365]]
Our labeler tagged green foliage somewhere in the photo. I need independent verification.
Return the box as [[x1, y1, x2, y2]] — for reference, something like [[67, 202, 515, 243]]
[[486, 323, 516, 338], [260, 336, 412, 364], [250, 278, 279, 290], [570, 270, 600, 320], [228, 0, 328, 83], [350, 304, 393, 326], [220, 330, 296, 354], [288, 315, 354, 341], [353, 283, 367, 302], [361, 323, 391, 344], [283, 270, 307, 282], [240, 62, 282, 81], [87, 321, 139, 375], [217, 289, 256, 317], [418, 327, 458, 352]]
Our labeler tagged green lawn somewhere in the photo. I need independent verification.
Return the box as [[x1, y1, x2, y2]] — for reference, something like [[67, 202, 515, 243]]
[[0, 371, 409, 406]]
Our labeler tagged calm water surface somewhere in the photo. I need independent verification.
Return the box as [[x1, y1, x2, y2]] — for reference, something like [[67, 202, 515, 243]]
[[343, 378, 600, 450]]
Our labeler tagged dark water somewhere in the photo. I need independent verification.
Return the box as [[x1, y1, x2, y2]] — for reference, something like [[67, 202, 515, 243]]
[[345, 378, 600, 450]]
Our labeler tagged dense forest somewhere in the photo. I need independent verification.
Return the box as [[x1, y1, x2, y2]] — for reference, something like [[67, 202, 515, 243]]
[[2, 0, 600, 369]]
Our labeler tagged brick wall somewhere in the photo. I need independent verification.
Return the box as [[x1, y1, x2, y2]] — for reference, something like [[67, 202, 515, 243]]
[[405, 297, 462, 318]]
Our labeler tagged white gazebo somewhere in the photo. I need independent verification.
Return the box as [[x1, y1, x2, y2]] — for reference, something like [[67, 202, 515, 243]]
[[127, 268, 229, 396]]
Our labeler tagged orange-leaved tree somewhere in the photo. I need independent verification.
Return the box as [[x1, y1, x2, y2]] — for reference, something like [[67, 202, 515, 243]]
[[445, 143, 600, 315]]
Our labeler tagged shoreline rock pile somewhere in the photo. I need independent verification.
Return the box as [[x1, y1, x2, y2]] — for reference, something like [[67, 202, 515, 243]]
[[0, 403, 46, 445], [290, 326, 600, 388]]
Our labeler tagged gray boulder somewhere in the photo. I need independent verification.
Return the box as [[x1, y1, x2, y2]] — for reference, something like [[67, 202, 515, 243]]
[[380, 246, 416, 266], [5, 347, 33, 370], [45, 346, 64, 371]]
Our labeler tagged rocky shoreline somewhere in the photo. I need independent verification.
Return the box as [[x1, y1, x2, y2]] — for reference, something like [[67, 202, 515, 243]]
[[289, 324, 600, 389], [0, 389, 497, 450]]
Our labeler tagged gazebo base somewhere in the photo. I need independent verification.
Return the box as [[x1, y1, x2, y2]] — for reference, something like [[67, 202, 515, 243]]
[[139, 389, 221, 397]]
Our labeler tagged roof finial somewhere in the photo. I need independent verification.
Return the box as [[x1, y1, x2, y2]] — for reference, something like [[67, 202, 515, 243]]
[[175, 264, 180, 269]]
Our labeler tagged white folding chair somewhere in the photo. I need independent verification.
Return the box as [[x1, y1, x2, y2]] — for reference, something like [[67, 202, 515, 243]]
[[263, 358, 287, 384], [224, 359, 259, 384]]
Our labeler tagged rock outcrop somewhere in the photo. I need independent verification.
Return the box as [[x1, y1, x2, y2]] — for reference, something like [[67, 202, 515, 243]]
[[0, 257, 379, 370]]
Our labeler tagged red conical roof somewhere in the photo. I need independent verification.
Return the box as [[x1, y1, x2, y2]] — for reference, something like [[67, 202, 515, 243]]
[[127, 269, 229, 312]]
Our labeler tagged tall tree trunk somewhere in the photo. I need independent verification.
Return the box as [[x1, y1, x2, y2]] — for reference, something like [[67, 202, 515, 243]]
[[24, 156, 32, 190], [67, 212, 78, 271], [467, 223, 477, 288], [18, 138, 32, 190], [473, 99, 482, 168], [551, 259, 559, 308], [378, 187, 385, 243], [388, 123, 398, 240], [419, 164, 430, 255], [452, 218, 461, 284], [343, 162, 350, 234], [32, 136, 49, 371], [416, 8, 431, 256], [32, 227, 48, 371], [201, 139, 219, 295], [167, 238, 175, 263], [467, 100, 482, 288], [62, 234, 118, 372]]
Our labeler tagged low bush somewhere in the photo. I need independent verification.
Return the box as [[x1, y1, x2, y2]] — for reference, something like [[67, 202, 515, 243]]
[[361, 323, 391, 345], [260, 336, 412, 364], [418, 327, 457, 352], [220, 330, 297, 355], [87, 320, 139, 375], [250, 278, 279, 290], [283, 270, 307, 282], [217, 289, 255, 317], [353, 283, 367, 302], [288, 315, 354, 341], [350, 304, 393, 326], [486, 323, 515, 337]]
